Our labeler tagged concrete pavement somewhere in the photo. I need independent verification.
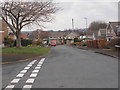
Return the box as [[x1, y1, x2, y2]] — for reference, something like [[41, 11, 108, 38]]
[[2, 45, 118, 89]]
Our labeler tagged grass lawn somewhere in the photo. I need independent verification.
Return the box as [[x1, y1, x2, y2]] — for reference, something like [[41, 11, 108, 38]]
[[2, 47, 50, 55]]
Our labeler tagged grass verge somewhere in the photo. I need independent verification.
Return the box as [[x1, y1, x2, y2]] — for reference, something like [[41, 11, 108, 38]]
[[2, 46, 50, 55]]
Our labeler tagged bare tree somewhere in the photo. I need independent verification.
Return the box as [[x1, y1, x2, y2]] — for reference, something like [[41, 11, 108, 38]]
[[1, 1, 59, 48], [40, 30, 50, 40], [88, 21, 107, 31], [29, 29, 50, 40]]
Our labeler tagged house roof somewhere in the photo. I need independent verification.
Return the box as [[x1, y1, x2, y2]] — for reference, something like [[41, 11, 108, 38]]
[[20, 33, 28, 39], [65, 32, 79, 39], [98, 29, 106, 36], [108, 22, 120, 34], [86, 30, 98, 36], [49, 31, 67, 38], [66, 32, 79, 37]]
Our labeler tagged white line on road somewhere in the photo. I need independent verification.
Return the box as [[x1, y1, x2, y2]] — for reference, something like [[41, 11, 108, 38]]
[[27, 64, 32, 67], [33, 60, 37, 62], [16, 73, 24, 78], [23, 85, 32, 88], [37, 64, 42, 67], [24, 67, 30, 70], [40, 58, 45, 62], [5, 58, 46, 89], [32, 70, 39, 73], [30, 73, 38, 78], [35, 67, 41, 69], [26, 78, 35, 83], [11, 79, 20, 83], [6, 85, 15, 88], [20, 70, 27, 74], [38, 62, 43, 65]]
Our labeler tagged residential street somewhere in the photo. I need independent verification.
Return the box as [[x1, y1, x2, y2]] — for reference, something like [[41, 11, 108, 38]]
[[2, 45, 118, 89]]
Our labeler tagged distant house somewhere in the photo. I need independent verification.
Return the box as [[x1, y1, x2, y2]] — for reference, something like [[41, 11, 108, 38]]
[[106, 22, 120, 41], [86, 30, 98, 40], [96, 28, 106, 39], [65, 32, 79, 45], [49, 31, 66, 44], [20, 33, 29, 39], [98, 29, 106, 36]]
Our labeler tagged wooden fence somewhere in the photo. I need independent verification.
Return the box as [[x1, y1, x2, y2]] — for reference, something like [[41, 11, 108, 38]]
[[87, 39, 107, 48]]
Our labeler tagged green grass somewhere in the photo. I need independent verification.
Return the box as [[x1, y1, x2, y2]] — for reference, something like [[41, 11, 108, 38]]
[[2, 47, 50, 55]]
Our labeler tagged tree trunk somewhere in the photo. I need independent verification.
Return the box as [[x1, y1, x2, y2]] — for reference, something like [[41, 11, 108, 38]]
[[16, 33, 22, 48]]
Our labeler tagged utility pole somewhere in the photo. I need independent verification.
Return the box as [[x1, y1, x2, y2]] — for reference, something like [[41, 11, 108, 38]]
[[84, 17, 87, 31], [72, 18, 74, 30], [84, 17, 88, 38]]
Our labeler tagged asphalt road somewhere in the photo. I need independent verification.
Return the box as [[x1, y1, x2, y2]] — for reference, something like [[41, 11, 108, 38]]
[[2, 45, 118, 89]]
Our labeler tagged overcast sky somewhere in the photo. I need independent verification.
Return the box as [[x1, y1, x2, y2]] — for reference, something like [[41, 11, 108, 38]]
[[42, 0, 118, 31], [14, 0, 119, 31]]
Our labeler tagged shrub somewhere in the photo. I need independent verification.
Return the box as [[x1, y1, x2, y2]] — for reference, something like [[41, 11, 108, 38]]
[[14, 38, 32, 46], [81, 42, 87, 46], [32, 40, 44, 47], [108, 38, 120, 49], [4, 37, 14, 47], [21, 39, 32, 46]]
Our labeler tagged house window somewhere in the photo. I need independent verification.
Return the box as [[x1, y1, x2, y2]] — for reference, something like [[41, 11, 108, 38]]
[[111, 30, 113, 33], [108, 38, 111, 41], [108, 30, 110, 34]]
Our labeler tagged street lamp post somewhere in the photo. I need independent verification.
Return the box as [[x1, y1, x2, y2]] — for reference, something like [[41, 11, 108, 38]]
[[84, 17, 88, 38], [72, 18, 74, 30]]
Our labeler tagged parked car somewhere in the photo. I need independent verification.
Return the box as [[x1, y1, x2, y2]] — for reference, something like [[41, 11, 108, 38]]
[[49, 40, 57, 46]]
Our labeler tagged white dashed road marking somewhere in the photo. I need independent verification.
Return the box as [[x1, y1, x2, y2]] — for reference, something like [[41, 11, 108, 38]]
[[5, 58, 46, 89], [32, 70, 39, 73], [20, 70, 27, 74], [11, 79, 20, 83], [37, 64, 42, 67], [24, 67, 30, 70], [30, 73, 38, 78], [39, 61, 43, 64], [35, 67, 41, 69], [16, 73, 24, 78], [23, 85, 32, 88], [27, 64, 32, 67], [41, 58, 45, 62], [26, 79, 35, 83], [6, 85, 15, 88]]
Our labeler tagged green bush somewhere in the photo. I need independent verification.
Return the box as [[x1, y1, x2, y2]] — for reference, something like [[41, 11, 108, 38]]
[[14, 38, 32, 46], [81, 42, 87, 46], [21, 39, 32, 46], [4, 37, 14, 47]]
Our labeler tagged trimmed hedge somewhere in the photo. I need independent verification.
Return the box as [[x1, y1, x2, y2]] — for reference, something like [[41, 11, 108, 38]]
[[14, 38, 32, 46]]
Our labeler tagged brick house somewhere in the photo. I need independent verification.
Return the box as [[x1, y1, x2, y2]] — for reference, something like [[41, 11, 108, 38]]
[[0, 20, 9, 47], [106, 22, 120, 41]]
